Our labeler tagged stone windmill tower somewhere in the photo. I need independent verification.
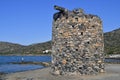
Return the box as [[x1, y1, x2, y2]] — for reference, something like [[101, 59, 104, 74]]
[[51, 5, 105, 75]]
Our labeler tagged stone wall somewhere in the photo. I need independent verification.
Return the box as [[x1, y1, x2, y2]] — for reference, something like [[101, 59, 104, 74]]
[[51, 5, 105, 75]]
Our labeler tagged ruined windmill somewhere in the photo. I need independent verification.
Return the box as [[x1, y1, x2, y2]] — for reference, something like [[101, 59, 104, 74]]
[[51, 5, 105, 75]]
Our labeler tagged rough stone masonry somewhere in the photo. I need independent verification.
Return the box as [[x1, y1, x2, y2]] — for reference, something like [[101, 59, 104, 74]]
[[51, 5, 105, 75]]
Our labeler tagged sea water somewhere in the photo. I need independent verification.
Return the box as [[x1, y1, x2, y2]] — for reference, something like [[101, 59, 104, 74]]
[[0, 56, 120, 73], [0, 56, 51, 73]]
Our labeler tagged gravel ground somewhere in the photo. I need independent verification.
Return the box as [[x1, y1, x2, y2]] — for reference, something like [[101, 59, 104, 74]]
[[4, 64, 120, 80]]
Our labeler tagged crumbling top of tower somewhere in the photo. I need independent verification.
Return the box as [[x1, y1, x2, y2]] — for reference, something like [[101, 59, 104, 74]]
[[54, 5, 69, 13], [53, 5, 100, 22], [53, 5, 84, 21]]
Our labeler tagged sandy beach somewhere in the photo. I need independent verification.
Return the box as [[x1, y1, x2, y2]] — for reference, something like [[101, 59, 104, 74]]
[[3, 64, 120, 80]]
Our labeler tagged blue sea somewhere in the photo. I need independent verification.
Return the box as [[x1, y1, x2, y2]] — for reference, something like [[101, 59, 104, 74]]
[[0, 56, 51, 73], [0, 56, 120, 73]]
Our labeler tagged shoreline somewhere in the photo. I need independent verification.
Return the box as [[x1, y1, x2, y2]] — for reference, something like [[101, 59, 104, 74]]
[[11, 61, 50, 67], [0, 72, 6, 80], [3, 64, 120, 80]]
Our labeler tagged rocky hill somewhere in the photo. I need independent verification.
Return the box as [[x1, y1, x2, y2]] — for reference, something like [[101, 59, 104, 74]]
[[0, 42, 25, 55], [0, 28, 120, 55], [0, 41, 51, 55], [104, 28, 120, 54], [22, 41, 51, 55]]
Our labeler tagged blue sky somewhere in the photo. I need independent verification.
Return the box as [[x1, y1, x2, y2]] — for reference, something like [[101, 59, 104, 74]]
[[0, 0, 120, 45]]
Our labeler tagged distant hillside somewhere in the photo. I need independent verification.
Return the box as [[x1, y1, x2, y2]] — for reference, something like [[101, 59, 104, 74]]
[[0, 28, 120, 55], [22, 41, 51, 54], [0, 41, 51, 55], [0, 42, 25, 55], [104, 28, 120, 54]]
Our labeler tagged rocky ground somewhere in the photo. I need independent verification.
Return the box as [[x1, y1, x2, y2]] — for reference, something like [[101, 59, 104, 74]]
[[2, 64, 120, 80], [0, 72, 6, 80]]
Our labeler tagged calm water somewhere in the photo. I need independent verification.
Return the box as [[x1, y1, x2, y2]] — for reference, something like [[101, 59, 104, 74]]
[[0, 56, 120, 73], [0, 56, 51, 73], [105, 58, 120, 63]]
